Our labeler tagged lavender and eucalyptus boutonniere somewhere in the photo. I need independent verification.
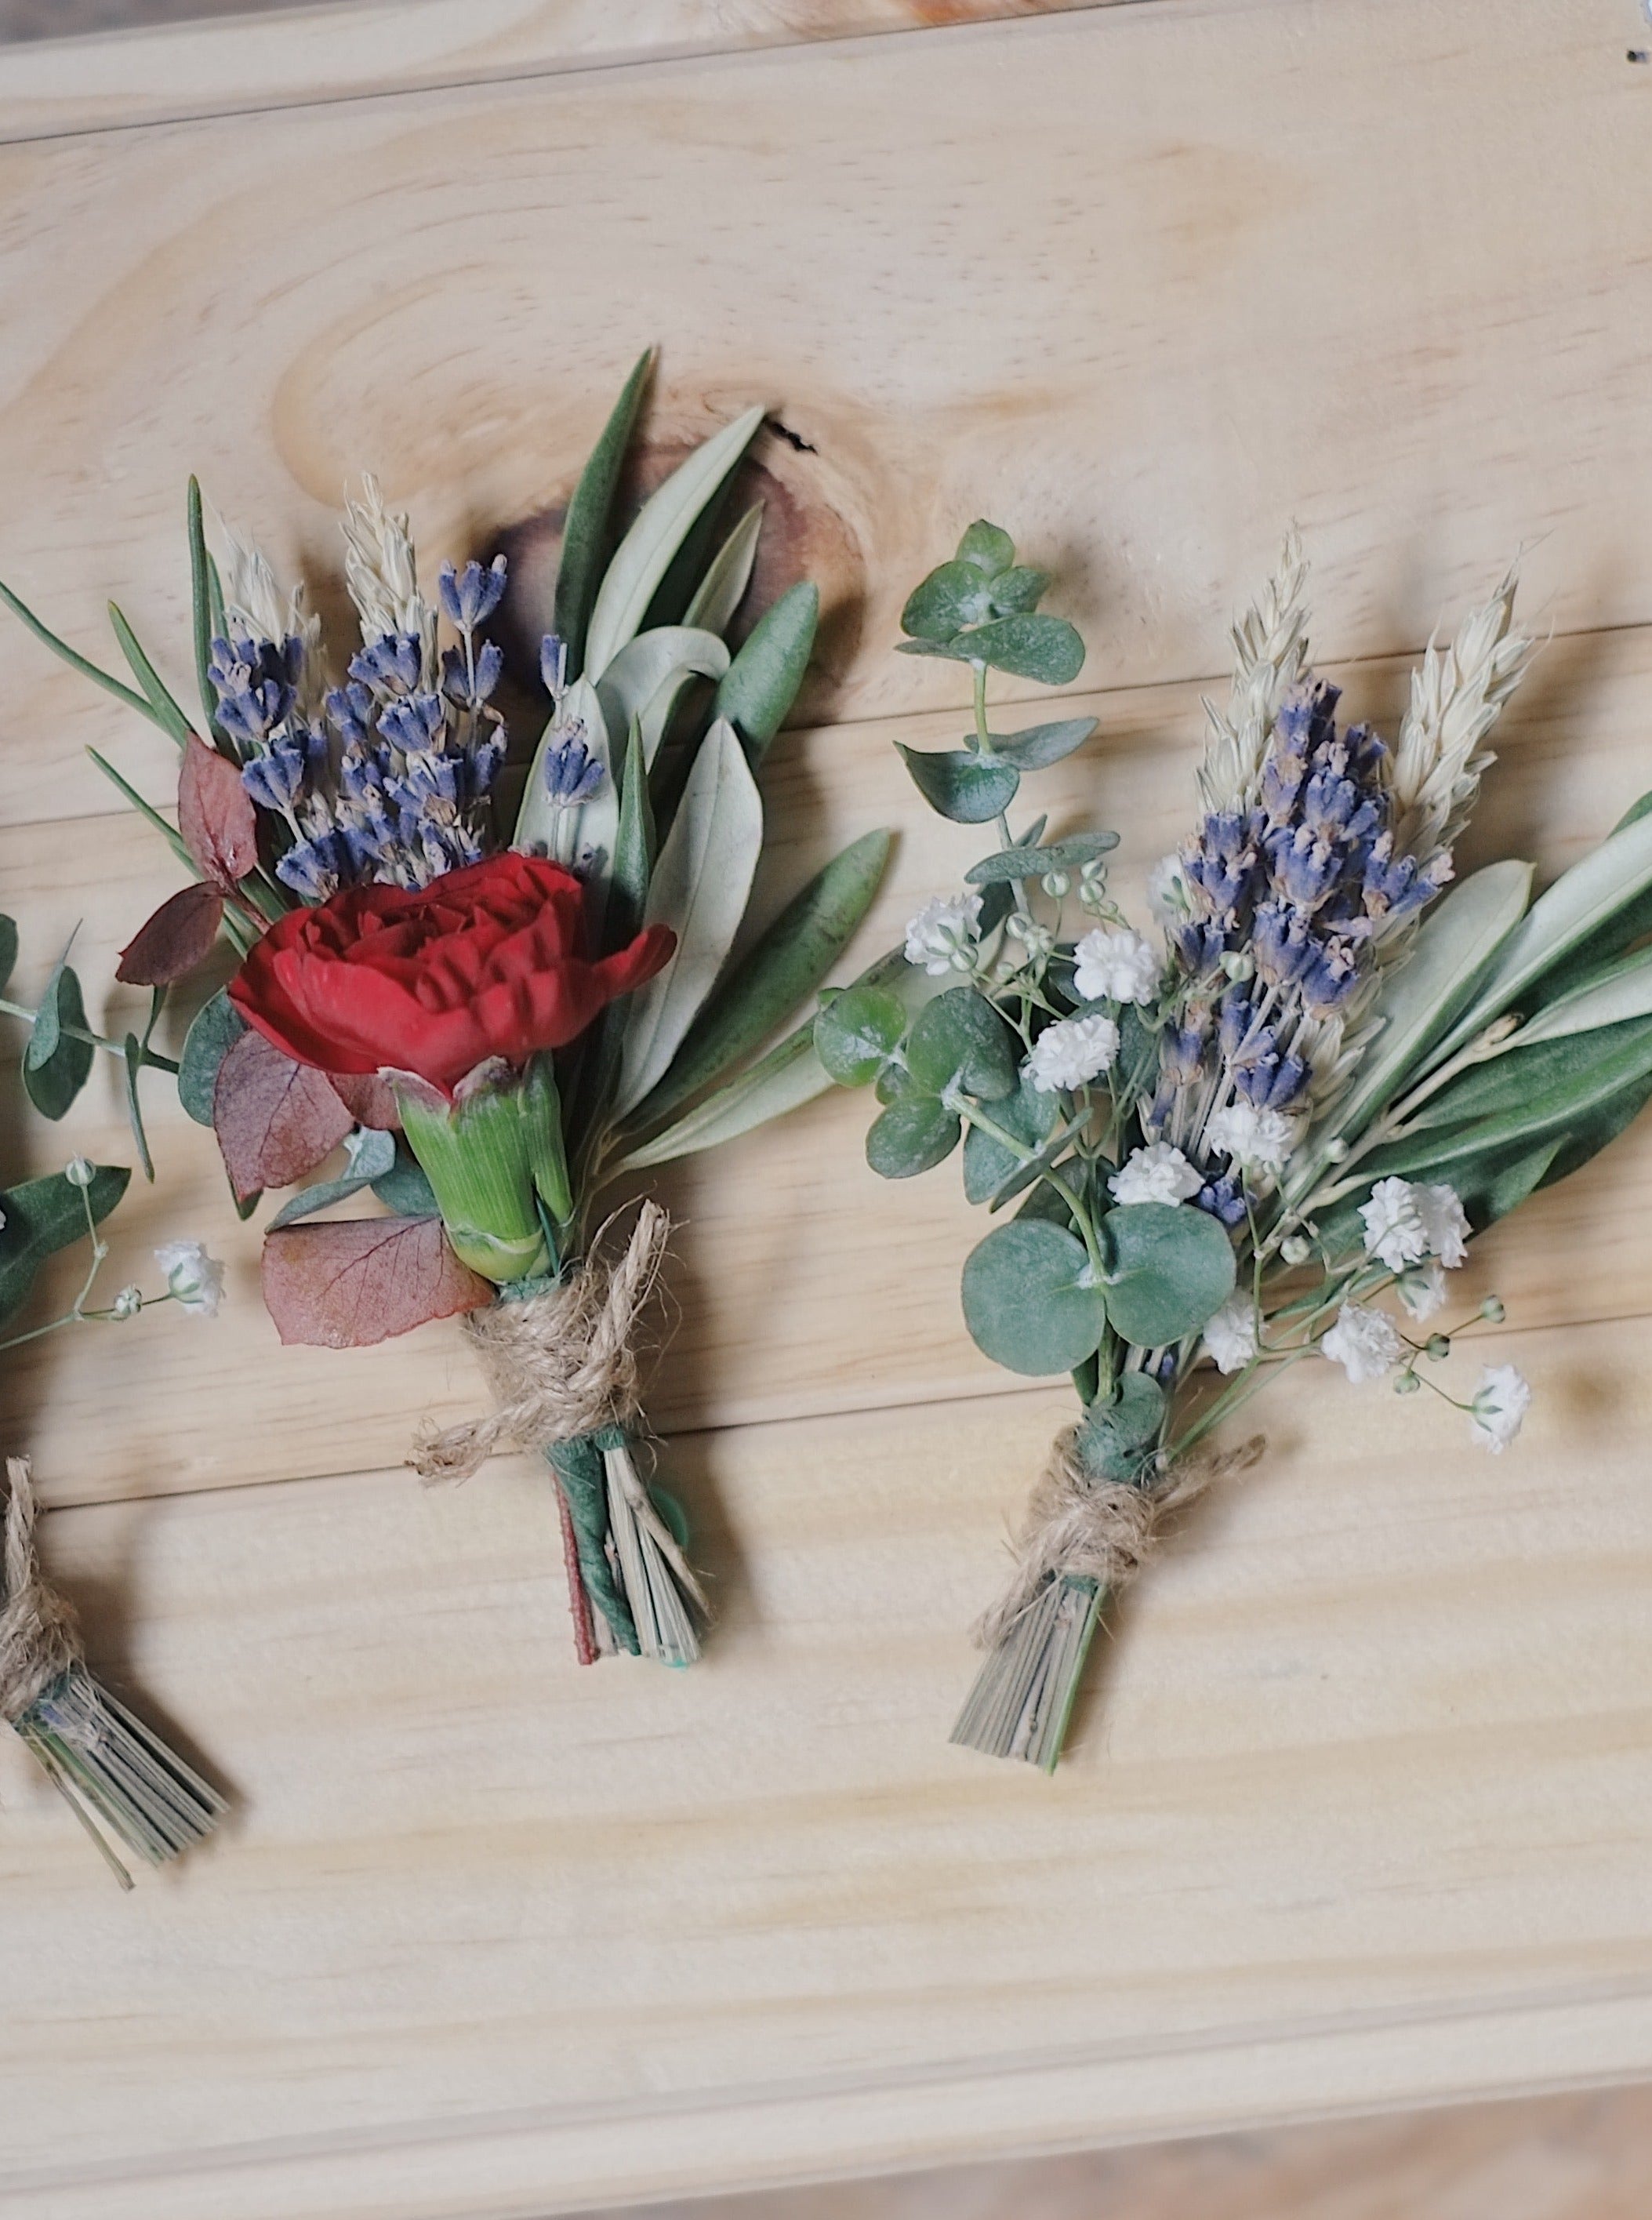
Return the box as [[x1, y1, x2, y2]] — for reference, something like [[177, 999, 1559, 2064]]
[[2, 354, 893, 1672], [822, 522, 1652, 1771]]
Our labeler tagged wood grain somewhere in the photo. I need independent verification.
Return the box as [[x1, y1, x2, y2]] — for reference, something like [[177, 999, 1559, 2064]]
[[0, 0, 1116, 143], [7, 617, 1652, 1505], [5, 1313, 1652, 2216], [0, 0, 1647, 826]]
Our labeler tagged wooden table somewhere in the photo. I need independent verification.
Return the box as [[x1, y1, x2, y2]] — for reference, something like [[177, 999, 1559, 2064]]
[[4, 2, 1652, 2213]]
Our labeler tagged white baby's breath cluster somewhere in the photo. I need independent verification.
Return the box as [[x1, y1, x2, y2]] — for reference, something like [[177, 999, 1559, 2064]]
[[1109, 1142, 1200, 1207], [1026, 1012, 1118, 1094], [154, 1240, 226, 1318], [904, 892, 982, 977], [1073, 927, 1161, 1006]]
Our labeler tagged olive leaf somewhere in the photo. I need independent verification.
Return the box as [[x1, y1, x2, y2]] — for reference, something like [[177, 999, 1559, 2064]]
[[614, 1023, 830, 1172], [615, 718, 763, 1118], [1497, 943, 1652, 1048], [682, 503, 764, 635], [556, 348, 652, 681], [583, 405, 764, 682], [515, 675, 615, 868], [595, 627, 729, 772], [0, 915, 16, 997], [715, 582, 819, 763]]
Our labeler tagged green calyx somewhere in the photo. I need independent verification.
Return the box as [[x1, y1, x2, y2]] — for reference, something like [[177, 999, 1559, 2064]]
[[395, 1056, 574, 1284]]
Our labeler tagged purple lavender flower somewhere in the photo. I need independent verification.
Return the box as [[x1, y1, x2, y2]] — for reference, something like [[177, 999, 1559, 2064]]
[[379, 689, 446, 756], [540, 633, 568, 698], [441, 639, 503, 708], [349, 633, 423, 695], [1194, 1174, 1249, 1227], [241, 743, 307, 814], [542, 732, 605, 807], [438, 554, 507, 630]]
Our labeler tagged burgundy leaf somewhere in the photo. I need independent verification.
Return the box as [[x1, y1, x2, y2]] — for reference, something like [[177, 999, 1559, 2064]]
[[214, 1027, 354, 1201], [180, 733, 258, 892], [116, 881, 224, 986], [261, 1215, 492, 1347], [327, 1070, 402, 1131]]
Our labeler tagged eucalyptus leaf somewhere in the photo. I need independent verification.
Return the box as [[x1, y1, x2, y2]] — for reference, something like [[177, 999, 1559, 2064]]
[[1428, 811, 1652, 1070], [23, 960, 93, 1121], [893, 637, 979, 665], [556, 349, 652, 681], [268, 1126, 398, 1229], [178, 988, 246, 1126], [0, 1164, 129, 1327], [614, 1024, 830, 1170], [583, 405, 764, 681], [988, 567, 1048, 616], [960, 1219, 1106, 1376], [615, 718, 763, 1117], [1075, 1372, 1166, 1481], [1099, 1201, 1236, 1347], [682, 503, 764, 635], [0, 915, 16, 997], [370, 1137, 440, 1219], [866, 1092, 962, 1179], [906, 986, 1018, 1102], [714, 582, 819, 762], [815, 979, 908, 1087], [955, 521, 1015, 578], [961, 1070, 1058, 1204], [986, 718, 1097, 772], [967, 614, 1085, 686], [897, 745, 1019, 824], [629, 827, 891, 1126], [596, 627, 729, 772], [901, 559, 995, 641], [964, 830, 1119, 885]]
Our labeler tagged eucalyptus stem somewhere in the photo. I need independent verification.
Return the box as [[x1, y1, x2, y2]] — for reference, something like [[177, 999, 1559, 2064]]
[[0, 996, 180, 1075]]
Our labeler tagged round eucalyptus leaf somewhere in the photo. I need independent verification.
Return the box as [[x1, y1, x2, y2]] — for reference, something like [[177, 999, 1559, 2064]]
[[814, 984, 908, 1087], [1100, 1201, 1236, 1348], [960, 1219, 1106, 1377], [984, 718, 1099, 773], [967, 613, 1085, 687], [875, 1059, 917, 1106], [906, 987, 1018, 1102], [897, 746, 1020, 825], [178, 988, 249, 1127], [961, 1070, 1058, 1204], [955, 520, 1015, 578], [987, 566, 1049, 616], [1075, 1372, 1166, 1481], [22, 965, 94, 1121], [866, 1093, 961, 1179], [965, 827, 1120, 886], [900, 559, 995, 642]]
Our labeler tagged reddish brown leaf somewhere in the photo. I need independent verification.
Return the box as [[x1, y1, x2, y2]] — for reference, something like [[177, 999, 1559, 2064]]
[[179, 733, 258, 892], [261, 1215, 492, 1347], [116, 881, 224, 986], [327, 1070, 402, 1131], [213, 1027, 354, 1201]]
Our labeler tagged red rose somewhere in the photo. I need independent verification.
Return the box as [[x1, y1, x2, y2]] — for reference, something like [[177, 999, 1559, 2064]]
[[228, 852, 673, 1098]]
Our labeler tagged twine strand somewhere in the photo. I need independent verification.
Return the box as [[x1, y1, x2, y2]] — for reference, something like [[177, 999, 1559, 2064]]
[[975, 1424, 1265, 1651], [0, 1456, 84, 1725]]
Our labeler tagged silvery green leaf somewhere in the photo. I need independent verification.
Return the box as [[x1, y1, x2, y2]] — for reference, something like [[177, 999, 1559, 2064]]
[[683, 503, 764, 635], [514, 676, 615, 866], [986, 717, 1097, 771], [898, 745, 1018, 823], [556, 349, 652, 682], [595, 627, 729, 771], [1300, 860, 1531, 1174], [0, 915, 16, 996], [24, 946, 93, 1121], [612, 1026, 827, 1170], [955, 521, 1015, 578], [966, 614, 1085, 686], [583, 405, 764, 681], [178, 988, 246, 1125], [615, 718, 763, 1117], [901, 560, 994, 641], [0, 577, 158, 728], [1428, 810, 1652, 1068], [714, 582, 819, 762], [1500, 944, 1652, 1048], [964, 830, 1118, 885], [267, 1126, 398, 1229]]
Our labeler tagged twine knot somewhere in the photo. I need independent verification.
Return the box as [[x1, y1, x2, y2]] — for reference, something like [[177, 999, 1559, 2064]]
[[410, 1203, 672, 1484], [0, 1457, 83, 1725], [974, 1422, 1265, 1650]]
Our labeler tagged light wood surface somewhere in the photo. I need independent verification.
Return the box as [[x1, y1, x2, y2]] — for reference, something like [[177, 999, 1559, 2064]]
[[5, 1, 1652, 2215]]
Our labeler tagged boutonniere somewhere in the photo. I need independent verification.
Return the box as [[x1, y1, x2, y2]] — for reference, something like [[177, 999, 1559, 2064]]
[[5, 354, 891, 1670], [822, 522, 1652, 1769]]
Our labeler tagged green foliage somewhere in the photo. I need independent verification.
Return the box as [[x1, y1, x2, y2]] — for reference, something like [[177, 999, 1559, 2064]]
[[178, 990, 246, 1125], [714, 581, 819, 762], [814, 981, 908, 1088], [897, 744, 1020, 823], [1075, 1372, 1167, 1482], [964, 829, 1117, 885], [960, 1219, 1106, 1376], [906, 987, 1017, 1101], [555, 349, 653, 681], [0, 1164, 129, 1327], [985, 718, 1097, 771], [866, 1092, 963, 1179], [961, 1070, 1058, 1204], [370, 1137, 441, 1219], [1097, 1202, 1236, 1348], [0, 914, 15, 996], [22, 948, 94, 1121], [268, 1127, 399, 1230], [896, 520, 1084, 687]]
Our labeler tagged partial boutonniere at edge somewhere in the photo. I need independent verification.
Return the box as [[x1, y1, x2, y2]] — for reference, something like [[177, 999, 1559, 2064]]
[[822, 520, 1652, 1770], [2, 353, 894, 1672]]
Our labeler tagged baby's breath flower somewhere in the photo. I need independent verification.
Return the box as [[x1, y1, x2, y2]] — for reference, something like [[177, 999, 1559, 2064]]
[[905, 892, 983, 977], [1418, 1182, 1470, 1269], [1201, 1292, 1258, 1375], [1025, 1012, 1119, 1094], [1073, 926, 1161, 1005], [110, 1284, 143, 1321], [1320, 1301, 1404, 1384], [1109, 1141, 1201, 1207], [1397, 1258, 1447, 1321], [1146, 852, 1189, 925], [154, 1241, 226, 1318], [1469, 1363, 1530, 1453], [1360, 1176, 1432, 1271], [1204, 1100, 1298, 1172]]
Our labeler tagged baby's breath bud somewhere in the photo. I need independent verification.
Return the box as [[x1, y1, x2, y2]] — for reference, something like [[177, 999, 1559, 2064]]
[[1220, 950, 1256, 983], [1425, 1332, 1451, 1361], [1394, 1369, 1421, 1394], [64, 1157, 95, 1189], [1480, 1295, 1505, 1323], [1280, 1234, 1311, 1265], [1323, 1138, 1350, 1163], [1041, 870, 1071, 899], [111, 1284, 143, 1321]]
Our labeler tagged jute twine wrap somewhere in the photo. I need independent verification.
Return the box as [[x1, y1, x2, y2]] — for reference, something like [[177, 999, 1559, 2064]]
[[975, 1423, 1265, 1650], [409, 1202, 672, 1486], [0, 1456, 82, 1725]]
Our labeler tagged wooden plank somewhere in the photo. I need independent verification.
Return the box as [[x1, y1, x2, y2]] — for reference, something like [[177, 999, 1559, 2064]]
[[5, 1308, 1652, 2214], [0, 1, 1116, 146], [0, 0, 1647, 828], [6, 616, 1652, 1506]]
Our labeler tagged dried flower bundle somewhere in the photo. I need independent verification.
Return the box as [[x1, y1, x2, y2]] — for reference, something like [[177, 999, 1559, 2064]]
[[822, 523, 1652, 1770], [3, 354, 891, 1670]]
